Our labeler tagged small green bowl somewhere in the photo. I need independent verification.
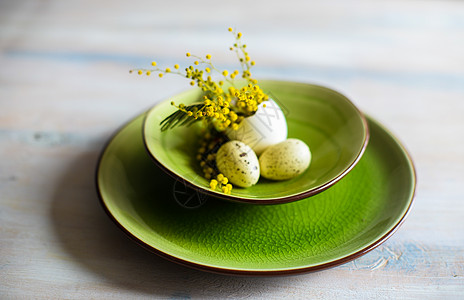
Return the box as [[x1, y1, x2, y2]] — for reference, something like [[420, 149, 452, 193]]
[[143, 80, 369, 204]]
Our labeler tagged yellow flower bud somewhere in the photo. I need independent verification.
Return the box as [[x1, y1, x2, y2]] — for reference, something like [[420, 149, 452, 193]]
[[210, 179, 218, 189]]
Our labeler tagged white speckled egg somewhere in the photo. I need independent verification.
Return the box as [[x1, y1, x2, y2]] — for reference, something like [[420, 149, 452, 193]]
[[216, 140, 260, 188], [259, 138, 311, 180], [226, 98, 287, 155]]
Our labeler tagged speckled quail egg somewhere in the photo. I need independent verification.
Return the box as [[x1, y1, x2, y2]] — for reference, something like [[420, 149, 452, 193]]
[[216, 140, 260, 188], [226, 98, 287, 155], [259, 138, 311, 180]]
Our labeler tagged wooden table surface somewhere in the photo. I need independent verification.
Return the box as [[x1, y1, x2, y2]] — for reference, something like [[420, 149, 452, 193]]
[[1, 0, 463, 298]]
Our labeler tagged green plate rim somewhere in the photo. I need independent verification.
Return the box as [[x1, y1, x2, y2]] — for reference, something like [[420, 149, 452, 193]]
[[95, 111, 416, 276], [142, 80, 370, 204]]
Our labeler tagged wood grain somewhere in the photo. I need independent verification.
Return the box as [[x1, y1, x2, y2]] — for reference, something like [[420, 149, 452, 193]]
[[1, 0, 463, 298]]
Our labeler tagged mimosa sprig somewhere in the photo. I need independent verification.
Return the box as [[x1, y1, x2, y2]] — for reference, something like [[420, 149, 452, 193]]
[[130, 28, 269, 132]]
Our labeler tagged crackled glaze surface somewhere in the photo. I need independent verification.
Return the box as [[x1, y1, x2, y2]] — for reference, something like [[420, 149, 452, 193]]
[[97, 112, 414, 274]]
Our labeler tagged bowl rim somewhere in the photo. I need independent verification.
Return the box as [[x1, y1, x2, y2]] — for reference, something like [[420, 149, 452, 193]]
[[142, 79, 370, 204]]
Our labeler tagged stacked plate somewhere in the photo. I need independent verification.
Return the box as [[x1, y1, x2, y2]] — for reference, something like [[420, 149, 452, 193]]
[[96, 80, 416, 275]]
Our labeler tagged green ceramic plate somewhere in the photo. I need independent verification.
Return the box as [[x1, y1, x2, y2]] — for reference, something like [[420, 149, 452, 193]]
[[143, 80, 369, 204], [96, 112, 416, 275]]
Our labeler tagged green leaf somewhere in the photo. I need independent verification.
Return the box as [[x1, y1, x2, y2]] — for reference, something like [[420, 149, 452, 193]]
[[159, 103, 204, 131]]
